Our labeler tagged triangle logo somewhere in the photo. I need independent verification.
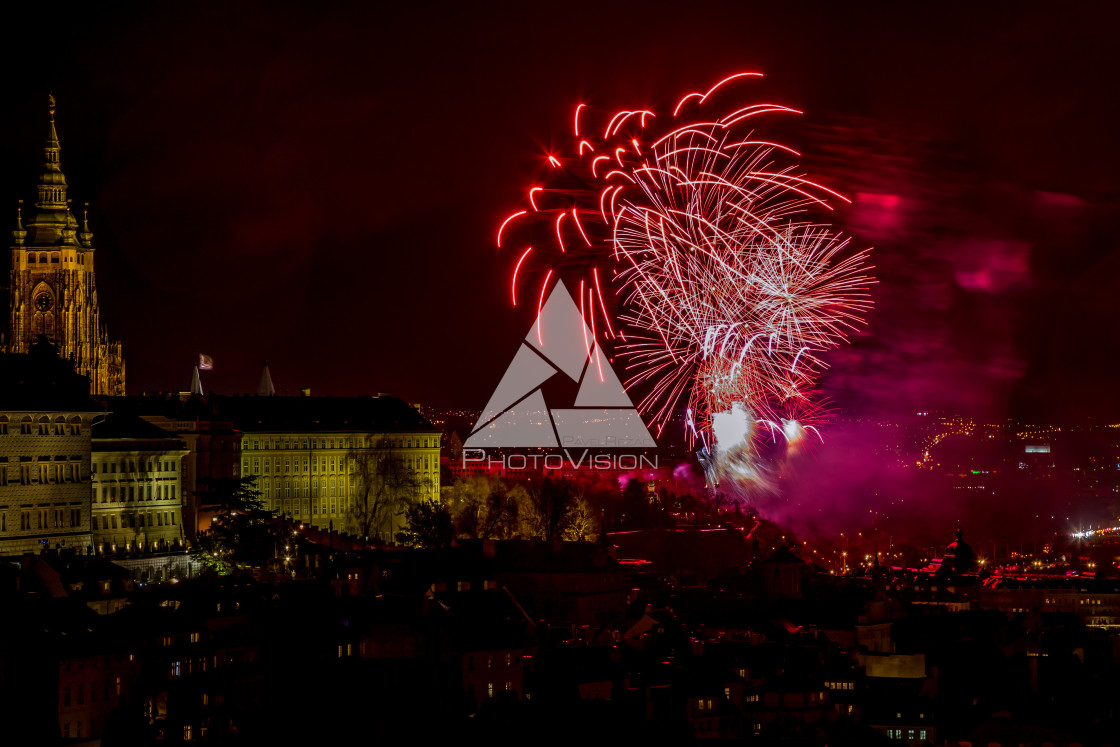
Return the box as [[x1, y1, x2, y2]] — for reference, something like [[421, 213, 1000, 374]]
[[465, 280, 655, 449]]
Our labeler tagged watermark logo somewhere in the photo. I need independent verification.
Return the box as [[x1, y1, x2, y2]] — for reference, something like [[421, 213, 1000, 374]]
[[465, 280, 655, 451]]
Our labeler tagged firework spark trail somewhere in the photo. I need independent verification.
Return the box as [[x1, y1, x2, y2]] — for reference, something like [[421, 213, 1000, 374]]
[[494, 72, 874, 484]]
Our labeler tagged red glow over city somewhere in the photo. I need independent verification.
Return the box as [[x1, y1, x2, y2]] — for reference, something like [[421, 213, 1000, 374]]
[[2, 3, 1120, 744]]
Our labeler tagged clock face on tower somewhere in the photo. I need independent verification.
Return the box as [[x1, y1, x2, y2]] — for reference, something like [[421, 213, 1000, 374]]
[[34, 293, 53, 312]]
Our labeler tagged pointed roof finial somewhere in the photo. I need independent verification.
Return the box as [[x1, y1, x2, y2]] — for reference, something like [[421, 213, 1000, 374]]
[[13, 200, 26, 244], [79, 201, 93, 244], [258, 360, 276, 397], [46, 93, 59, 145]]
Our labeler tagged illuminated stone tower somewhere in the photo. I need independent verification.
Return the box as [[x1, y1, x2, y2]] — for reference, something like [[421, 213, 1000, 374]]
[[8, 96, 125, 395]]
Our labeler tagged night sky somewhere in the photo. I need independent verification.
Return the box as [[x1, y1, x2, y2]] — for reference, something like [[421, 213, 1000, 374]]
[[1, 1, 1118, 422]]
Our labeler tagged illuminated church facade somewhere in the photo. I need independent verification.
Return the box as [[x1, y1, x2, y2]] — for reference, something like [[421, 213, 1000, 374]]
[[7, 97, 125, 395]]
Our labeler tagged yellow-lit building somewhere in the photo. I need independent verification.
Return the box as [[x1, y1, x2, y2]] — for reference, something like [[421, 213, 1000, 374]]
[[212, 394, 440, 541], [90, 414, 187, 554], [99, 394, 241, 541], [7, 96, 124, 395], [0, 341, 102, 556]]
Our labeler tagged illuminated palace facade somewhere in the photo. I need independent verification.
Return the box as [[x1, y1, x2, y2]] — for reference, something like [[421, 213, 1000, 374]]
[[90, 414, 187, 554], [7, 97, 125, 395], [110, 393, 442, 542], [222, 395, 441, 539], [239, 430, 440, 525], [0, 341, 102, 556]]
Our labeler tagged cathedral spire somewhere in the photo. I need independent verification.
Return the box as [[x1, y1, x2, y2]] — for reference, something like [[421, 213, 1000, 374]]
[[36, 94, 68, 210], [9, 98, 125, 395]]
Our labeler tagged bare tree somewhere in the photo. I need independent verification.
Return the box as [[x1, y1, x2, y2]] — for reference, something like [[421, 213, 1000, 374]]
[[564, 491, 598, 541], [395, 499, 454, 549], [346, 434, 425, 543], [446, 431, 464, 464], [444, 473, 531, 540], [524, 476, 577, 541]]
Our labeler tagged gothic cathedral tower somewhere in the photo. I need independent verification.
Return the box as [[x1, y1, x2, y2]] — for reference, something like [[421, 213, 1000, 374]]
[[8, 96, 125, 395]]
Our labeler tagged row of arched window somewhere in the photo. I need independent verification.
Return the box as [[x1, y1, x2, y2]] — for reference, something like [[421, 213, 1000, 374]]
[[41, 187, 64, 204], [0, 414, 82, 436], [26, 252, 85, 265]]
